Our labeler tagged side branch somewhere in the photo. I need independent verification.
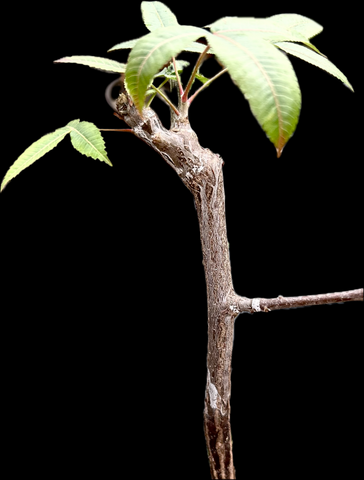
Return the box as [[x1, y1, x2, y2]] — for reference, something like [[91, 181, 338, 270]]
[[231, 288, 363, 314]]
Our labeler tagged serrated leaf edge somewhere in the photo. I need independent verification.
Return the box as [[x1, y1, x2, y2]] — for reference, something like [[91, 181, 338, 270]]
[[67, 121, 112, 166]]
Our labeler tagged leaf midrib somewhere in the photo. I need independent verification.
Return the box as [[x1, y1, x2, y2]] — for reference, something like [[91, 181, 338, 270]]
[[217, 27, 286, 35], [24, 129, 70, 167], [68, 126, 108, 162], [152, 2, 168, 28]]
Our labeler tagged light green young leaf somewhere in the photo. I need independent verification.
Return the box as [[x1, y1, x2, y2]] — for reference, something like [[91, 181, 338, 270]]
[[268, 14, 325, 55], [54, 56, 126, 74], [108, 3, 206, 54], [108, 36, 207, 55], [184, 41, 211, 53], [208, 32, 301, 157], [125, 25, 208, 111], [141, 1, 178, 30], [275, 42, 354, 91], [154, 60, 190, 79], [208, 16, 323, 56], [67, 120, 112, 166], [141, 1, 209, 54], [269, 14, 323, 40], [1, 126, 71, 191], [108, 38, 139, 52], [208, 17, 308, 43], [195, 72, 210, 84]]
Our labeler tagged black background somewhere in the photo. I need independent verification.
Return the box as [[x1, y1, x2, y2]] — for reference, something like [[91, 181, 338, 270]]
[[2, 2, 362, 478]]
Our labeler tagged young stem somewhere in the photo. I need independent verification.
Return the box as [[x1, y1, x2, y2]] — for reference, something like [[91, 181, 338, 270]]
[[189, 68, 228, 105], [172, 57, 184, 97], [146, 78, 169, 108], [150, 84, 179, 116], [182, 45, 211, 103]]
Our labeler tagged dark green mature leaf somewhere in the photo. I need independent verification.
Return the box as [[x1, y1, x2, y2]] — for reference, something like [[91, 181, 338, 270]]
[[125, 25, 208, 111], [208, 32, 301, 157], [275, 42, 354, 91], [54, 56, 126, 73]]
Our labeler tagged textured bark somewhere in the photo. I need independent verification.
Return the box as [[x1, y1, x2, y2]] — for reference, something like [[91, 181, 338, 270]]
[[114, 85, 362, 478], [116, 89, 238, 477]]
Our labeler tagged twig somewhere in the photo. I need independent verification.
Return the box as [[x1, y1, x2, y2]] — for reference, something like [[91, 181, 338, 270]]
[[150, 84, 180, 116], [99, 129, 134, 133], [188, 68, 228, 105], [172, 57, 184, 97], [182, 45, 211, 103], [231, 288, 363, 314]]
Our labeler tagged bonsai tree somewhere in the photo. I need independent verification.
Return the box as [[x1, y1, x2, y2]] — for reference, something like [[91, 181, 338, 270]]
[[2, 2, 362, 478]]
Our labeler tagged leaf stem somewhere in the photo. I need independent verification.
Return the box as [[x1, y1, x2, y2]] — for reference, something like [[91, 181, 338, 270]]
[[182, 45, 211, 103], [99, 129, 134, 133], [150, 84, 180, 116], [189, 68, 228, 105], [146, 78, 169, 108], [172, 57, 184, 97]]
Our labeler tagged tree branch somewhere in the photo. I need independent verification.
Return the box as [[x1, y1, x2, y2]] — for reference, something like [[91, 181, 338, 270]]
[[231, 288, 363, 314]]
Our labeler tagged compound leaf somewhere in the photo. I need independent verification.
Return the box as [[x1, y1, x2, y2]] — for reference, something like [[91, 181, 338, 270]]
[[67, 120, 112, 166]]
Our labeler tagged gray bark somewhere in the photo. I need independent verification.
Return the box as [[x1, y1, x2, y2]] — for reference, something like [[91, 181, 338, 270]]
[[114, 86, 363, 479]]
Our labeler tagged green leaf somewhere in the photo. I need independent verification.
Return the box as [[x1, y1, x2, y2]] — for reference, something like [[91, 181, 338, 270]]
[[185, 42, 211, 53], [141, 1, 178, 30], [208, 16, 323, 56], [208, 17, 308, 43], [268, 14, 325, 55], [269, 14, 323, 40], [109, 37, 208, 54], [108, 38, 139, 52], [154, 60, 190, 79], [54, 56, 126, 74], [67, 120, 112, 166], [141, 1, 208, 54], [208, 32, 301, 157], [1, 126, 71, 191], [195, 72, 210, 84], [108, 3, 206, 54], [275, 42, 354, 91], [125, 25, 208, 111]]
